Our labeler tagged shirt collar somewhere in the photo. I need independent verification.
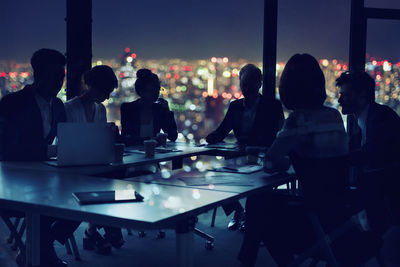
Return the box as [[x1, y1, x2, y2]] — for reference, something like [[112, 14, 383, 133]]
[[33, 87, 53, 106]]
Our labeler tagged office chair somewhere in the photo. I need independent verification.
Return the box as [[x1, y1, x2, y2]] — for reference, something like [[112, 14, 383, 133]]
[[285, 156, 385, 267], [1, 212, 81, 262]]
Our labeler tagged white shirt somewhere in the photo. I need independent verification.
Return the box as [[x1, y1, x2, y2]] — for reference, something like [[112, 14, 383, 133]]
[[64, 96, 107, 123], [357, 104, 370, 146], [34, 92, 53, 139]]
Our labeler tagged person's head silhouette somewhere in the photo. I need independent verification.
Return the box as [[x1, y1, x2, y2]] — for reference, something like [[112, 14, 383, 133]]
[[135, 68, 161, 103], [30, 48, 66, 100], [83, 65, 118, 103], [239, 64, 262, 102], [279, 53, 326, 110], [336, 71, 375, 116]]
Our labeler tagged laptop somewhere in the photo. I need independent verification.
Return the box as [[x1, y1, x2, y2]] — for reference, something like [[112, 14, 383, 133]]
[[72, 189, 144, 204], [47, 123, 115, 167]]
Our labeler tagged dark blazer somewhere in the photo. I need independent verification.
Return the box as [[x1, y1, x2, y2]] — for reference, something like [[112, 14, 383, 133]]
[[349, 102, 400, 232], [0, 85, 66, 161], [206, 95, 284, 147], [350, 102, 400, 169], [120, 99, 178, 146]]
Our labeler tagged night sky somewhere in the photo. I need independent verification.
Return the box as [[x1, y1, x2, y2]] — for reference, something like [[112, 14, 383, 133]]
[[2, 0, 400, 62]]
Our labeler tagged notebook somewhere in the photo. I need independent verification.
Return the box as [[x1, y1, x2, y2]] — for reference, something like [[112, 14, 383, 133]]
[[72, 189, 144, 204], [47, 123, 115, 167]]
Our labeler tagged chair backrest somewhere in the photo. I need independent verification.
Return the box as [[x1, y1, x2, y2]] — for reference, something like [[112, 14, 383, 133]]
[[291, 155, 349, 201], [365, 162, 400, 225], [291, 155, 351, 229]]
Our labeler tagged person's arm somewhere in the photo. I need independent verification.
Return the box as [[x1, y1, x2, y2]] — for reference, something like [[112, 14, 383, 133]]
[[205, 102, 235, 144], [351, 109, 400, 168], [120, 103, 144, 146], [158, 99, 178, 142], [275, 100, 285, 130], [1, 121, 47, 161], [263, 114, 298, 173], [0, 98, 48, 161]]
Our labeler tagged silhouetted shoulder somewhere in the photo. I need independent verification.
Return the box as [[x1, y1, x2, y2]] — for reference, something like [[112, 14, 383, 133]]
[[321, 106, 345, 123], [0, 86, 32, 115], [228, 98, 245, 109], [121, 100, 140, 112], [373, 103, 400, 120]]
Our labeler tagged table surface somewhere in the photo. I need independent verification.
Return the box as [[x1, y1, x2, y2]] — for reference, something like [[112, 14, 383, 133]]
[[1, 142, 214, 176], [0, 163, 237, 230], [0, 143, 291, 229], [125, 167, 294, 196]]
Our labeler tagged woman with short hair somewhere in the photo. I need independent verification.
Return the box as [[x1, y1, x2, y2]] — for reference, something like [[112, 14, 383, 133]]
[[238, 54, 350, 266]]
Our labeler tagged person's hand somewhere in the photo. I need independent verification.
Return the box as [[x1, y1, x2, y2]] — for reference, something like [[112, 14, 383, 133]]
[[155, 132, 168, 146], [263, 156, 290, 173], [47, 145, 57, 158]]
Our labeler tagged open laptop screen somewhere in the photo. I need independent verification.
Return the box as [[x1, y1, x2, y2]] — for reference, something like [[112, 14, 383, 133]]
[[55, 123, 115, 166]]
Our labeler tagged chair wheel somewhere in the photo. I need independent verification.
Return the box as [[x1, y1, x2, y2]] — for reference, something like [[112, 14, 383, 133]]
[[157, 231, 166, 239], [138, 231, 146, 238], [205, 241, 214, 250]]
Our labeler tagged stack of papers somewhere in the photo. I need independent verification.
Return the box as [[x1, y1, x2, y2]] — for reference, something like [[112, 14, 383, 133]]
[[211, 165, 263, 174], [178, 175, 255, 186]]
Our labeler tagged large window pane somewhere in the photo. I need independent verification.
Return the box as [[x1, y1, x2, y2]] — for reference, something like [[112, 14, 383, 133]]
[[367, 19, 400, 114], [91, 0, 265, 142], [365, 0, 400, 9], [277, 0, 351, 112]]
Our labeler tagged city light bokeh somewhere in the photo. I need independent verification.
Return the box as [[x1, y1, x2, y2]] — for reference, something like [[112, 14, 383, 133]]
[[1, 49, 399, 144]]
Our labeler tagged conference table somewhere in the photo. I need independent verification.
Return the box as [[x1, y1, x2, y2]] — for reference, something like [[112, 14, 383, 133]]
[[3, 142, 214, 176], [0, 163, 240, 267], [0, 143, 294, 267]]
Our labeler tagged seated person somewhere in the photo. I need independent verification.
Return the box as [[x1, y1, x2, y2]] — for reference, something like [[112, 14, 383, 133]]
[[238, 54, 355, 266], [337, 71, 400, 233], [64, 65, 123, 254], [206, 64, 283, 147], [65, 65, 116, 123], [206, 64, 284, 230], [120, 68, 177, 146], [0, 49, 80, 267]]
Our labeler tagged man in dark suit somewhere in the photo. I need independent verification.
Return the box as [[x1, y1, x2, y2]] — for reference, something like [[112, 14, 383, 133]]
[[0, 49, 80, 267], [0, 49, 66, 161], [206, 64, 284, 147], [337, 71, 400, 234], [206, 64, 284, 230]]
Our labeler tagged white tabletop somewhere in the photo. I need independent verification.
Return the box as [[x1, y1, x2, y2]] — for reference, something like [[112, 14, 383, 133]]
[[0, 163, 237, 230]]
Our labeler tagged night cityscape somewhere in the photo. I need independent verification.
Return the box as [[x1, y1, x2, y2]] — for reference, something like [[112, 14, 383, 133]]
[[1, 1, 400, 266], [1, 50, 399, 143]]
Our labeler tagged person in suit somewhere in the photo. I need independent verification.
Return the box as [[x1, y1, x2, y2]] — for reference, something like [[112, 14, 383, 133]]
[[206, 64, 284, 147], [0, 49, 66, 161], [120, 68, 177, 146], [0, 49, 80, 267], [206, 64, 284, 230], [337, 71, 400, 233]]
